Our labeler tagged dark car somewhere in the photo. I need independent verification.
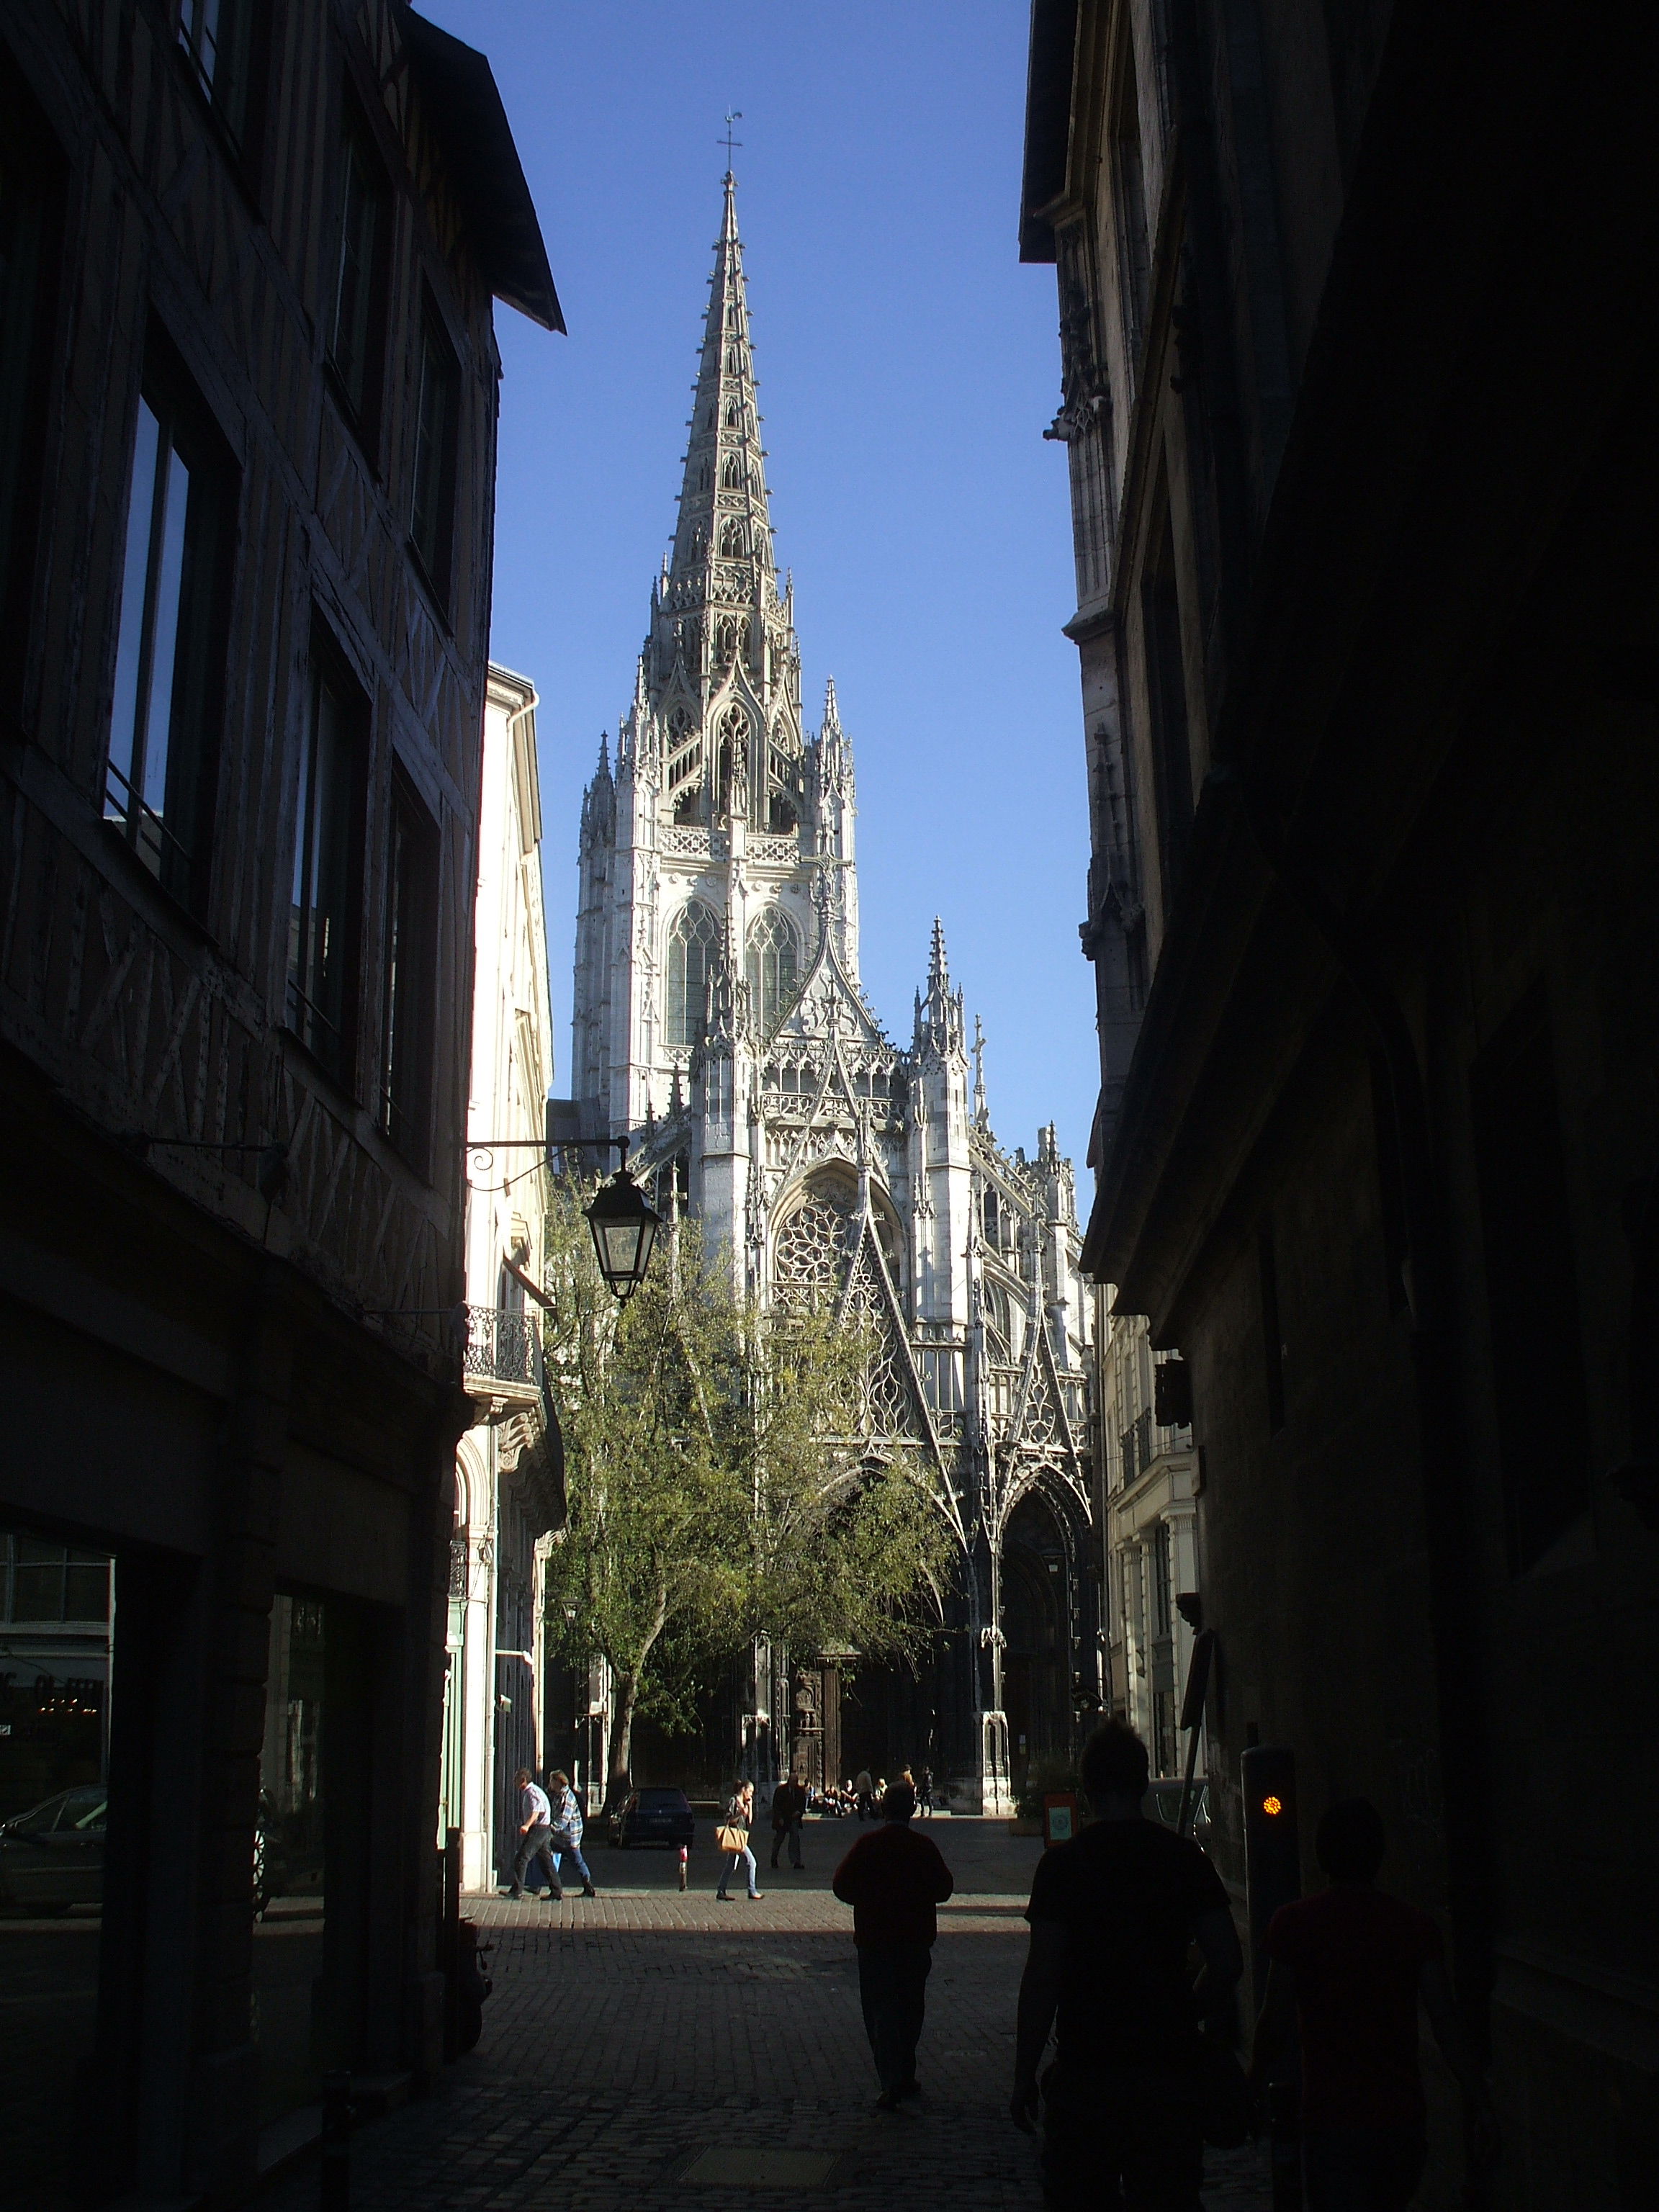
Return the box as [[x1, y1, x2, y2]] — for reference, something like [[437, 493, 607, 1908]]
[[0, 1785, 107, 1912], [607, 1786, 696, 1849]]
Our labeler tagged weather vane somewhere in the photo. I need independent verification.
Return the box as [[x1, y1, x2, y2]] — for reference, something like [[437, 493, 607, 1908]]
[[721, 110, 743, 170]]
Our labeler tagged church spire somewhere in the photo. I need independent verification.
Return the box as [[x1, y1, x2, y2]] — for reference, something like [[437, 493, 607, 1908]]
[[667, 172, 775, 596]]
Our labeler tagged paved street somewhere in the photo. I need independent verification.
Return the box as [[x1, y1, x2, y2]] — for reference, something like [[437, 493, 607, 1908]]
[[260, 1816, 1270, 2211]]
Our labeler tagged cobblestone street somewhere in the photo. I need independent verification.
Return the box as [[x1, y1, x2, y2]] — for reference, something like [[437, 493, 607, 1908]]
[[259, 1818, 1270, 2211]]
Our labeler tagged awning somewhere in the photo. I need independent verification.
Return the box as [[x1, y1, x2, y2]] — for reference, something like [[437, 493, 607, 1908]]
[[400, 7, 565, 332]]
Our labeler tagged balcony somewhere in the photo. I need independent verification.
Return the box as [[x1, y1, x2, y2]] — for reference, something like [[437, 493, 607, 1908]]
[[462, 1305, 544, 1403]]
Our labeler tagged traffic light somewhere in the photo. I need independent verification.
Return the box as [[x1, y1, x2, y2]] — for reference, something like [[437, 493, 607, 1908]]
[[1241, 1744, 1300, 2005]]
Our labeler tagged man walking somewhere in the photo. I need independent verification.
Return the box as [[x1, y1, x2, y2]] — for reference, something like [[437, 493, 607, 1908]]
[[1010, 1720, 1242, 2207], [507, 1767, 562, 1902], [546, 1768, 598, 1899], [770, 1770, 806, 1870], [832, 1780, 954, 2110], [1249, 1797, 1496, 2208]]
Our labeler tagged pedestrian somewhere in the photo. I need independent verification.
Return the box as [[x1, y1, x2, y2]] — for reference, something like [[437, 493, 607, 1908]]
[[770, 1769, 806, 1870], [546, 1767, 598, 1899], [1010, 1719, 1242, 2208], [853, 1768, 875, 1821], [506, 1766, 562, 1902], [1249, 1797, 1498, 2210], [917, 1765, 935, 1818], [832, 1779, 954, 2110], [716, 1778, 763, 1901]]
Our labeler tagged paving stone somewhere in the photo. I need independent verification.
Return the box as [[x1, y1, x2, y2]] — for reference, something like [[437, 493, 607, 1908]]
[[257, 1818, 1271, 2210]]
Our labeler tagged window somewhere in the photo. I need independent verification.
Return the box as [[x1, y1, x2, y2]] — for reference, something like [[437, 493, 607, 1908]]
[[410, 309, 459, 599], [745, 907, 799, 1035], [178, 0, 261, 154], [1470, 988, 1592, 1573], [665, 903, 719, 1048], [1110, 17, 1151, 370], [380, 772, 439, 1169], [328, 112, 387, 433], [1141, 490, 1194, 911], [720, 519, 747, 558], [288, 649, 365, 1080], [105, 349, 230, 907], [0, 85, 61, 700]]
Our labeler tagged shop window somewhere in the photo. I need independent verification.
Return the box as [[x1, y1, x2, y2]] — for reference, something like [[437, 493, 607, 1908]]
[[288, 639, 367, 1082], [379, 770, 438, 1169], [254, 1593, 327, 2126], [0, 1528, 114, 2199], [104, 336, 233, 910]]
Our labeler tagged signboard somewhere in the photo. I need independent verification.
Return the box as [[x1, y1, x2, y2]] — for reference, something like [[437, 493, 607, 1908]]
[[1042, 1792, 1079, 1848]]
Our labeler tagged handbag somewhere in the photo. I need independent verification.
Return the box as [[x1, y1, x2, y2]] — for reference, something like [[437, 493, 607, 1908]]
[[715, 1823, 750, 1855]]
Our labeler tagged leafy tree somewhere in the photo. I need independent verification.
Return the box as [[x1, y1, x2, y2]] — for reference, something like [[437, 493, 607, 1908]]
[[536, 1177, 952, 1800]]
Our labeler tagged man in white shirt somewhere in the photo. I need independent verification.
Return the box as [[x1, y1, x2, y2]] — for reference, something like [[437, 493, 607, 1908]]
[[507, 1768, 562, 1900]]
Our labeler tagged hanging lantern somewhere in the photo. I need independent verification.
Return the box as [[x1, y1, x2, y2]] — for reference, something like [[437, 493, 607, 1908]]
[[585, 1166, 662, 1302]]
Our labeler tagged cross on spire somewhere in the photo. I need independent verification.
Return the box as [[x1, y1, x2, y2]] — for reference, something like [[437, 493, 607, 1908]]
[[720, 110, 742, 172]]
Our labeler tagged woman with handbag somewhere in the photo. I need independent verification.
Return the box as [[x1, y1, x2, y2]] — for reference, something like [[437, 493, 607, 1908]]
[[715, 1779, 763, 1901]]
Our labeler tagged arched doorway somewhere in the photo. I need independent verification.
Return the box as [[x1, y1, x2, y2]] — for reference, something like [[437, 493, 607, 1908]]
[[1002, 1486, 1072, 1793]]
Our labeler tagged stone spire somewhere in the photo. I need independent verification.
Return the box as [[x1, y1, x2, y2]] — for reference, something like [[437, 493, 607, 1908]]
[[915, 917, 966, 1058], [647, 171, 804, 835]]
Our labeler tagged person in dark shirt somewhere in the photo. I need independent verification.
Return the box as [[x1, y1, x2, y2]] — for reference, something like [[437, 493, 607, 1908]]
[[770, 1772, 806, 1870], [832, 1780, 955, 2109], [1250, 1797, 1496, 2210], [1011, 1721, 1242, 2209]]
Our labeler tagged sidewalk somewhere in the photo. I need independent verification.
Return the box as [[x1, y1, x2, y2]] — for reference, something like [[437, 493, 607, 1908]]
[[258, 1817, 1270, 2210]]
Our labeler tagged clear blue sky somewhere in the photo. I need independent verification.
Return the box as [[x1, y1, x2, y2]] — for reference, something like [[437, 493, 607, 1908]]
[[423, 2, 1098, 1174]]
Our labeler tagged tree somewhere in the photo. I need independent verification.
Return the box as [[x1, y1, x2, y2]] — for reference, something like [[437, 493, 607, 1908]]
[[536, 1177, 952, 1801]]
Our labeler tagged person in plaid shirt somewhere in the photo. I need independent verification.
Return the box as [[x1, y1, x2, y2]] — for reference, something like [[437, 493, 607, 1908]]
[[547, 1769, 598, 1898]]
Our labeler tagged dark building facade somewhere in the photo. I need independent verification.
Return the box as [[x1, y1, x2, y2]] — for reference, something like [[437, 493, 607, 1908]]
[[1021, 2, 1658, 2203], [0, 3, 557, 2202]]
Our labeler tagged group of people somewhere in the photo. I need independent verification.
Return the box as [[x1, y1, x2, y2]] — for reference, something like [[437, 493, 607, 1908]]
[[832, 1722, 1496, 2211], [504, 1766, 598, 1902]]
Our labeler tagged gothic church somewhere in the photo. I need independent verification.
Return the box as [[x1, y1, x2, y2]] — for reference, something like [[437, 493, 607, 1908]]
[[570, 176, 1097, 1812]]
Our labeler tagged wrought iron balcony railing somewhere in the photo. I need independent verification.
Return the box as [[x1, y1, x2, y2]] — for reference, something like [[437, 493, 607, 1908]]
[[462, 1305, 544, 1393]]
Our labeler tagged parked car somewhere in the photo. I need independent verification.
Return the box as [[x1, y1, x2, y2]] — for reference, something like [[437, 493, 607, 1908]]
[[0, 1785, 107, 1912], [1146, 1778, 1213, 1847], [607, 1786, 696, 1849]]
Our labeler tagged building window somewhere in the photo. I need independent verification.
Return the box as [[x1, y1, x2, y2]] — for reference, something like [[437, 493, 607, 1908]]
[[0, 86, 61, 702], [745, 906, 799, 1035], [380, 772, 439, 1169], [410, 309, 459, 600], [1141, 489, 1194, 912], [104, 351, 230, 907], [288, 649, 364, 1081], [665, 902, 719, 1048], [328, 112, 387, 435], [1110, 15, 1151, 372], [177, 0, 261, 154], [1470, 987, 1592, 1574]]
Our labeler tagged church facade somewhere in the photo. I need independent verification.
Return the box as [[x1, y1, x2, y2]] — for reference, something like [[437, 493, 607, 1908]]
[[569, 178, 1097, 1811]]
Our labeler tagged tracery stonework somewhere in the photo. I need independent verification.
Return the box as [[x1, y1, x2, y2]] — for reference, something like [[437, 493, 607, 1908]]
[[568, 173, 1097, 1812]]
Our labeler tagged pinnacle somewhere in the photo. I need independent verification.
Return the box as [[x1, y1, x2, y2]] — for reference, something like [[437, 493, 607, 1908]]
[[929, 916, 949, 986]]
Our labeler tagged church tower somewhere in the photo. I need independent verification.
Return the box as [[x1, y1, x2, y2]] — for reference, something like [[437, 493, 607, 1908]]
[[570, 174, 1097, 1813]]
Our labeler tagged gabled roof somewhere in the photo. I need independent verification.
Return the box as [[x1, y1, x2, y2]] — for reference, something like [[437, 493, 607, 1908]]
[[400, 6, 565, 331]]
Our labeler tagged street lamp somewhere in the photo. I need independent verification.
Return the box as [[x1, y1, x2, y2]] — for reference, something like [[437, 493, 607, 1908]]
[[585, 1163, 662, 1303]]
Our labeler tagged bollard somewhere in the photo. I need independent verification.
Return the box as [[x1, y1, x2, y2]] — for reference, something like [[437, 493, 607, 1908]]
[[319, 2069, 352, 2212], [678, 1843, 688, 1892]]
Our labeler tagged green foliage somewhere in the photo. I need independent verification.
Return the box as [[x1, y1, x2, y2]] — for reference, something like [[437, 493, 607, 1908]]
[[535, 1176, 954, 1785]]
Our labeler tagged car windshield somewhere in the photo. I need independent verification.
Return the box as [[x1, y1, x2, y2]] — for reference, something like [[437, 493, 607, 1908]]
[[637, 1790, 686, 1808], [4, 1787, 105, 1835]]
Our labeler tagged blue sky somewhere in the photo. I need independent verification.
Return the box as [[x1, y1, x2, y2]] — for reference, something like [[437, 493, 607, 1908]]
[[423, 2, 1097, 1173]]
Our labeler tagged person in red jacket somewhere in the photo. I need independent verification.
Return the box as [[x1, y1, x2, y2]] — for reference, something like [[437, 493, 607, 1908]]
[[832, 1779, 954, 2109], [1250, 1797, 1497, 2209]]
